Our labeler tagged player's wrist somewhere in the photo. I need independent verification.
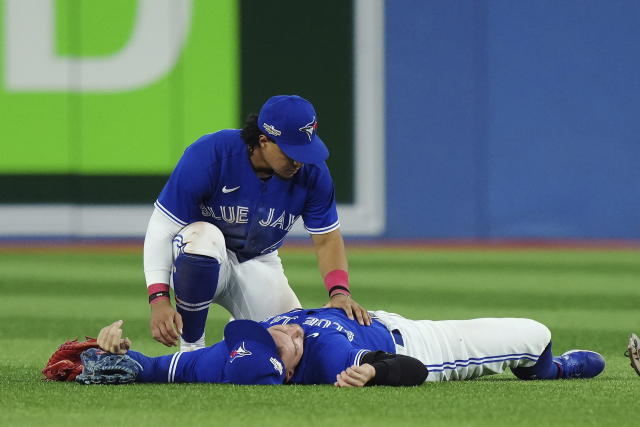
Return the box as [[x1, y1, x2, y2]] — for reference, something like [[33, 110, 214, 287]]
[[148, 283, 171, 305], [324, 269, 351, 298], [329, 289, 350, 298]]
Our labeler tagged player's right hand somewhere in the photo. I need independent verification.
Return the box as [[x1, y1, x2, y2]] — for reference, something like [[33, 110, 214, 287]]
[[97, 320, 132, 354], [334, 364, 376, 387], [150, 299, 183, 347]]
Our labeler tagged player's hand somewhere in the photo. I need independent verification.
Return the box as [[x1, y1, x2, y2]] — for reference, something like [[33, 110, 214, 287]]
[[150, 299, 183, 347], [334, 364, 376, 387], [97, 320, 132, 355], [324, 294, 372, 326]]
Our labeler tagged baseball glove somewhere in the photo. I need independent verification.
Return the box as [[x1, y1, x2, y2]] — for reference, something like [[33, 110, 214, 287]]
[[42, 337, 99, 381], [74, 348, 141, 385], [626, 333, 640, 376]]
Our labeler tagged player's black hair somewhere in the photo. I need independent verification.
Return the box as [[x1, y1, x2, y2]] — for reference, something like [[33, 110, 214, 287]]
[[240, 114, 263, 154]]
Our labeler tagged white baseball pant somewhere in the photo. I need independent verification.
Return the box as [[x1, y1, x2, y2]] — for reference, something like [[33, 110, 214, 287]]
[[171, 222, 301, 322], [371, 310, 551, 381]]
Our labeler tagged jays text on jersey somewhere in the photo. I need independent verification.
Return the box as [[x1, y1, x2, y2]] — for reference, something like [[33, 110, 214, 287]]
[[155, 129, 340, 262], [262, 308, 396, 384]]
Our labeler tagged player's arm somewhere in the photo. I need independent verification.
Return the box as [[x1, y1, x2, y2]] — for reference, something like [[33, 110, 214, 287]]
[[334, 351, 428, 387], [144, 136, 217, 347], [311, 229, 371, 326], [144, 207, 184, 347]]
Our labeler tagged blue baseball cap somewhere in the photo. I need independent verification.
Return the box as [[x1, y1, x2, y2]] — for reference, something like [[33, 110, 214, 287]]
[[257, 95, 329, 164], [223, 320, 286, 385]]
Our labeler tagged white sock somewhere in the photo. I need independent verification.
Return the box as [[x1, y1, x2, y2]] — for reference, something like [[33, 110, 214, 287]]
[[180, 333, 205, 352]]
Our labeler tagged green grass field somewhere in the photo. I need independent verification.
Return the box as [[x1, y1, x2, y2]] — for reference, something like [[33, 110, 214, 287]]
[[1, 246, 638, 426]]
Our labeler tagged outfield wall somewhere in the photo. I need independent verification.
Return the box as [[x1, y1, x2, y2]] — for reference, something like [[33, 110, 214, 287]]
[[385, 0, 640, 239], [1, 1, 638, 239]]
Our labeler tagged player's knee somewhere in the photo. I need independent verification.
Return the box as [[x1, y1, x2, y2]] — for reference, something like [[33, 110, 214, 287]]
[[178, 222, 226, 260]]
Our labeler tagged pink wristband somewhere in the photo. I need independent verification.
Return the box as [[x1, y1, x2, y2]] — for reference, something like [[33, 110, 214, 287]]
[[148, 283, 170, 304], [148, 283, 170, 294], [324, 269, 350, 297]]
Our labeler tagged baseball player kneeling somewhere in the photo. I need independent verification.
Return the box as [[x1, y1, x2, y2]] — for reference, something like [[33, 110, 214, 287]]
[[143, 95, 370, 354], [43, 308, 605, 386]]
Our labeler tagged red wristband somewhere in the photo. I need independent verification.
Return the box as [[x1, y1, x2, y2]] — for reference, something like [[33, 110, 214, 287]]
[[148, 283, 170, 304], [324, 270, 350, 297]]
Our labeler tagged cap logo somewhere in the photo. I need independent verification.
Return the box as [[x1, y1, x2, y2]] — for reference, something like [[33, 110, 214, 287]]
[[298, 117, 318, 141], [270, 357, 283, 375], [229, 342, 252, 363], [263, 123, 282, 137]]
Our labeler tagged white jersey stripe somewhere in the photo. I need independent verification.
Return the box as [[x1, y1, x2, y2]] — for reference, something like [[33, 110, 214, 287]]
[[353, 349, 370, 366], [305, 220, 341, 234], [167, 352, 179, 383], [168, 352, 184, 383], [154, 200, 188, 227]]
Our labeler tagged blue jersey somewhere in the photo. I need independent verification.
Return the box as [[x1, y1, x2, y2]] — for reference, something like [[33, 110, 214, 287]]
[[129, 338, 285, 385], [128, 342, 230, 383], [128, 308, 395, 385], [156, 130, 340, 262], [261, 308, 396, 385]]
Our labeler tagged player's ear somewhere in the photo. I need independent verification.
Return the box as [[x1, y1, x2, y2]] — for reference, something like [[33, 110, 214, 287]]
[[258, 134, 268, 146]]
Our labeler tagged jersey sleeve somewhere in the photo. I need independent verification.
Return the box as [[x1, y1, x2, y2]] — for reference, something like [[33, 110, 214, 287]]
[[302, 162, 340, 234], [155, 135, 218, 226], [305, 333, 371, 384]]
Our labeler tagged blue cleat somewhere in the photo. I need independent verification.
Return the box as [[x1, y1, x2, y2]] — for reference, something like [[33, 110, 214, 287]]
[[553, 350, 605, 379]]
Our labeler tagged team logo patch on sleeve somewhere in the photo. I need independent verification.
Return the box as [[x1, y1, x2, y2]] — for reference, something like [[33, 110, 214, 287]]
[[270, 357, 283, 375], [229, 342, 252, 363], [298, 117, 318, 141]]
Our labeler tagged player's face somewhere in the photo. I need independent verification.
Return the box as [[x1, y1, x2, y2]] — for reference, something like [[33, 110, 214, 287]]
[[267, 324, 304, 382], [258, 135, 304, 179]]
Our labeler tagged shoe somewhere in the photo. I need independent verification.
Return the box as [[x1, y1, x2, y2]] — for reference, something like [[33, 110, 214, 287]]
[[553, 350, 605, 379]]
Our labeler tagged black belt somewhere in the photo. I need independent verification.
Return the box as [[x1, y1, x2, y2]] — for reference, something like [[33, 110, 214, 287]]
[[391, 329, 404, 347]]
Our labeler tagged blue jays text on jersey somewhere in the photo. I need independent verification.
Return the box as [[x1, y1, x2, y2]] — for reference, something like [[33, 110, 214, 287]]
[[262, 308, 396, 385], [155, 130, 340, 262]]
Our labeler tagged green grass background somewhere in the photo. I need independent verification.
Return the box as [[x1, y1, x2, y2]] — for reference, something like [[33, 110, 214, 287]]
[[1, 247, 638, 426]]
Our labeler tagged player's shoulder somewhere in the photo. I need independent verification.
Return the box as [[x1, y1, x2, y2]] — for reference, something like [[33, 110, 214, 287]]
[[191, 129, 244, 152], [185, 129, 245, 160], [303, 161, 330, 175], [293, 161, 332, 187]]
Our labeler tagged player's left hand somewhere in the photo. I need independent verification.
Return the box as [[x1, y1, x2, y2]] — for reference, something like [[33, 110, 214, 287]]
[[324, 294, 371, 326], [97, 320, 132, 355], [334, 364, 376, 387]]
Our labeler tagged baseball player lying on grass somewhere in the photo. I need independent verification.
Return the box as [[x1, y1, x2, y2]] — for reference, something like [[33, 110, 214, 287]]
[[43, 308, 606, 387]]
